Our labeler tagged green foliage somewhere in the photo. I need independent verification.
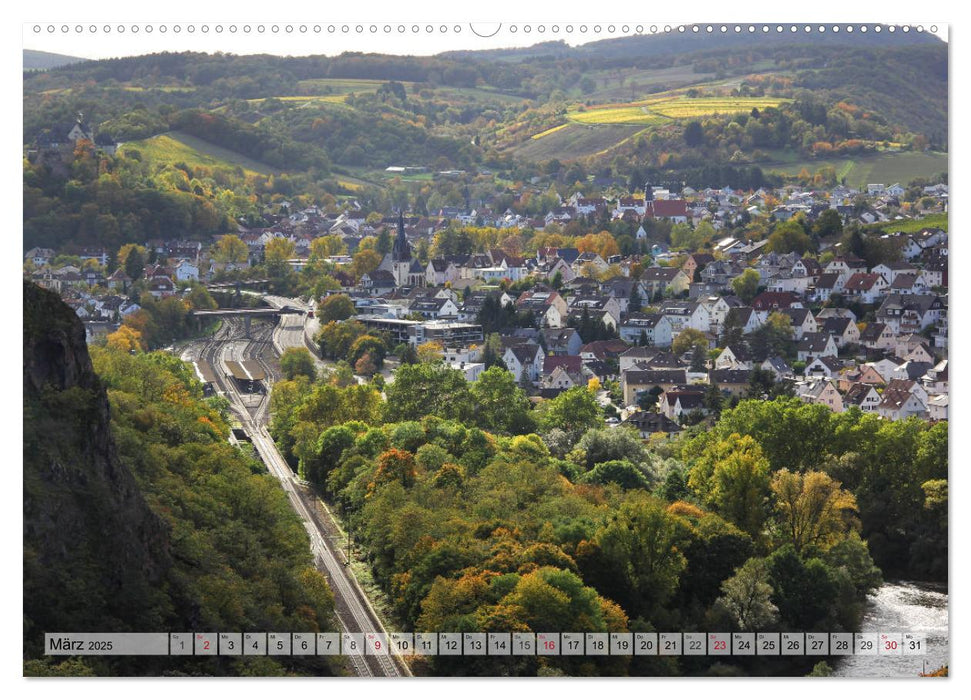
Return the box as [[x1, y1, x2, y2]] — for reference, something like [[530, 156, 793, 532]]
[[684, 398, 945, 580], [469, 366, 535, 435], [570, 427, 650, 473], [767, 220, 814, 255], [23, 341, 340, 674], [731, 268, 761, 304], [384, 362, 474, 423], [536, 386, 602, 447], [582, 496, 687, 620], [712, 557, 779, 631], [279, 347, 316, 381], [580, 460, 651, 491], [687, 433, 771, 540], [317, 294, 356, 324]]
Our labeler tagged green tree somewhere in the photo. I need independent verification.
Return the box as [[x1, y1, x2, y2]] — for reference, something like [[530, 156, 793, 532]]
[[280, 347, 316, 381], [571, 427, 648, 471], [317, 294, 356, 324], [122, 245, 146, 281], [767, 220, 813, 255], [812, 209, 843, 240], [731, 268, 761, 304], [581, 460, 651, 490], [672, 328, 709, 357], [384, 362, 474, 423], [304, 424, 356, 485], [713, 557, 779, 631], [317, 320, 367, 360], [469, 366, 534, 435], [536, 386, 602, 446], [684, 120, 704, 147], [587, 496, 687, 618], [688, 433, 771, 539]]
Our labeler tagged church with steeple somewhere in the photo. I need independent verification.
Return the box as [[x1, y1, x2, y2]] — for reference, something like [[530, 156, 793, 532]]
[[378, 211, 425, 287]]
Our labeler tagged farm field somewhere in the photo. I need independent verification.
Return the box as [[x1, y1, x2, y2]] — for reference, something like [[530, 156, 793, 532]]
[[569, 106, 669, 126], [120, 132, 280, 176], [581, 65, 718, 101], [122, 132, 373, 190], [513, 122, 644, 161], [531, 123, 570, 140], [763, 150, 948, 189], [870, 212, 948, 233], [567, 95, 790, 125], [644, 95, 790, 118], [295, 78, 393, 94]]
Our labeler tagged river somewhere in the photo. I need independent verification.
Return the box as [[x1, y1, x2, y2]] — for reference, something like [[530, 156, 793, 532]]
[[833, 581, 949, 677]]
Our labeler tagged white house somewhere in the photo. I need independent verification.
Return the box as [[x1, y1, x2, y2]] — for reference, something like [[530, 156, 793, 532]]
[[174, 260, 200, 282]]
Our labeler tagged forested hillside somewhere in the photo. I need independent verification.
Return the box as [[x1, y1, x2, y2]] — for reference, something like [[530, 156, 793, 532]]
[[24, 282, 340, 676]]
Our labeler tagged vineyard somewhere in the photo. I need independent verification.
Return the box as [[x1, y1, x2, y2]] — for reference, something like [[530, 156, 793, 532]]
[[567, 95, 790, 126]]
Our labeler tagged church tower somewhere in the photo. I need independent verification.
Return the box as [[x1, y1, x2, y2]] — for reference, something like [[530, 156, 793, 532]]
[[388, 211, 412, 286]]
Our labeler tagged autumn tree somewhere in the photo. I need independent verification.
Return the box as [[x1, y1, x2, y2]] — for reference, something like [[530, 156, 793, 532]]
[[416, 340, 444, 363], [213, 234, 248, 264], [265, 237, 296, 277], [576, 231, 620, 260], [373, 448, 418, 489], [688, 433, 771, 540], [770, 469, 859, 554], [105, 325, 145, 353], [310, 235, 347, 260], [351, 249, 383, 279]]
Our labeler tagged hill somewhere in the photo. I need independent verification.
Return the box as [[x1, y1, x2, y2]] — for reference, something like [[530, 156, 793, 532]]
[[23, 49, 87, 71]]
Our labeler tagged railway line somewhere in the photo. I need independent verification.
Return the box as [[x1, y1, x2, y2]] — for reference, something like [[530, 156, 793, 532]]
[[186, 311, 409, 678]]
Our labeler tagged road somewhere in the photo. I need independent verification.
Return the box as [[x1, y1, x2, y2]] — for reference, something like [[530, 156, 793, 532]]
[[184, 309, 410, 678]]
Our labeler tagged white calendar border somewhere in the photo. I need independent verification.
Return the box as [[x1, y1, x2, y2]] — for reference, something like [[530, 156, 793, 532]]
[[5, 1, 963, 699]]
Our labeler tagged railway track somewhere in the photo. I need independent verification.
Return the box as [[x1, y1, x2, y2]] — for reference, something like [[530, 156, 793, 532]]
[[190, 313, 408, 678]]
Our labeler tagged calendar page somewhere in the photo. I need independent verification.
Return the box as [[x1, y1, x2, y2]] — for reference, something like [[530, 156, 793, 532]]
[[19, 1, 950, 689]]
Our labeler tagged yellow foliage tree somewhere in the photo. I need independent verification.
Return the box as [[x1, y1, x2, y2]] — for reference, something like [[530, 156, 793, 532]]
[[310, 235, 347, 260], [106, 325, 145, 353], [213, 234, 248, 264], [417, 340, 444, 363], [770, 469, 859, 553]]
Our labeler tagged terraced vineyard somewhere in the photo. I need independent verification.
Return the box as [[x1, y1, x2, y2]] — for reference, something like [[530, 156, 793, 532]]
[[567, 94, 790, 125], [569, 106, 669, 126], [645, 95, 789, 118]]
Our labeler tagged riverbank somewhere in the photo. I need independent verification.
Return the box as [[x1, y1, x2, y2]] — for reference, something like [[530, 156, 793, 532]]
[[833, 581, 948, 677]]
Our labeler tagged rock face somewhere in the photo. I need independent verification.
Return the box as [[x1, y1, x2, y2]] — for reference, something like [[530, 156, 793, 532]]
[[23, 282, 171, 653]]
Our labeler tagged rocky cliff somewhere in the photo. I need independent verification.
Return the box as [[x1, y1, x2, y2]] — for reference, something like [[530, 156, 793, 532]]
[[23, 281, 171, 656]]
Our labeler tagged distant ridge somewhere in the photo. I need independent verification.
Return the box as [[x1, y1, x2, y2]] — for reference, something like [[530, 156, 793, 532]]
[[24, 49, 87, 71], [440, 24, 942, 61]]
